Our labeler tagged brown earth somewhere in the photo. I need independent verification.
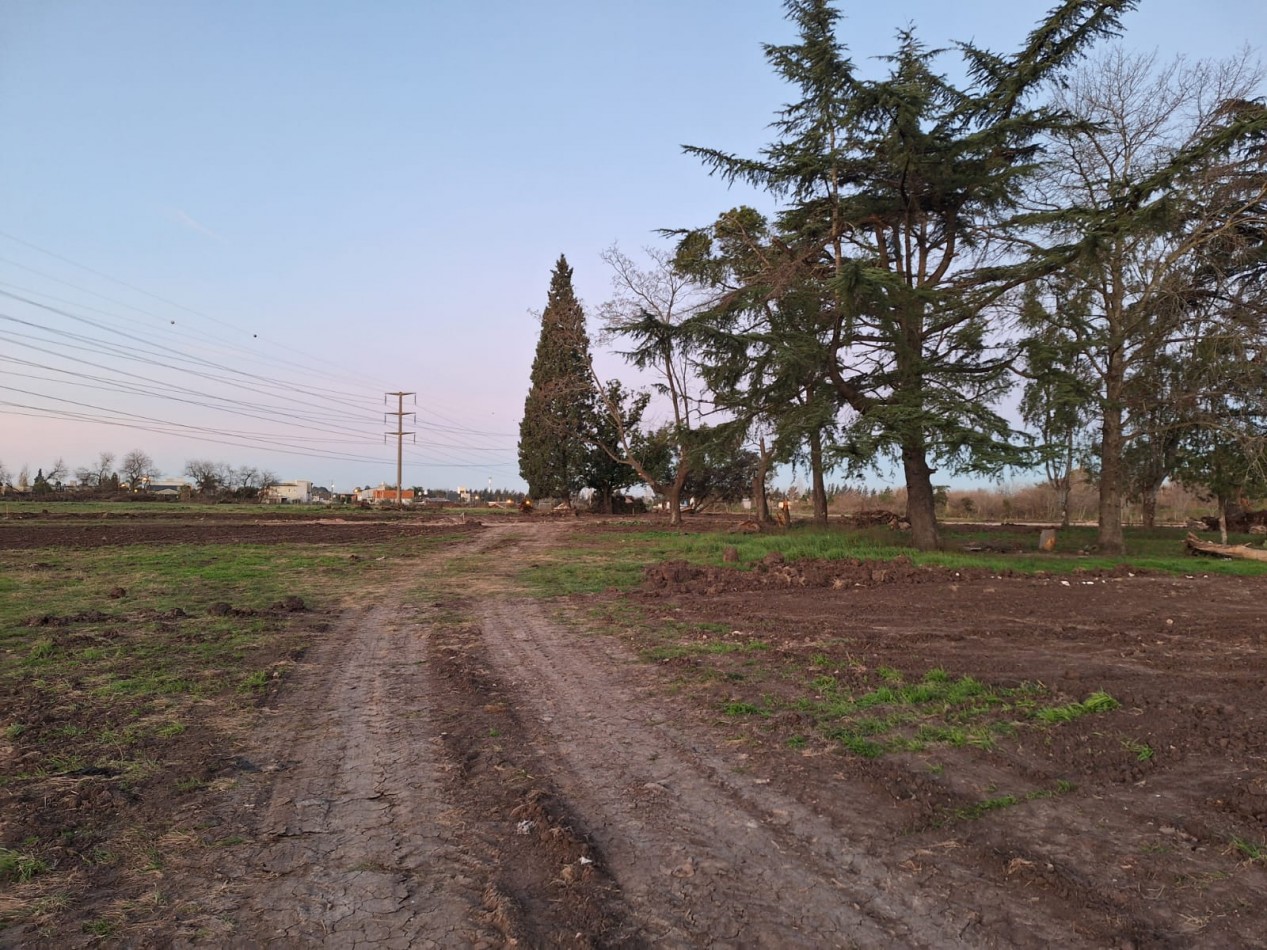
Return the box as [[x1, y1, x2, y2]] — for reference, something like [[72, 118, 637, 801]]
[[2, 517, 1265, 947], [0, 516, 479, 550]]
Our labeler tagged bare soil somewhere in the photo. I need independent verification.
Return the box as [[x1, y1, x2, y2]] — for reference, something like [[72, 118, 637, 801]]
[[2, 517, 1265, 947]]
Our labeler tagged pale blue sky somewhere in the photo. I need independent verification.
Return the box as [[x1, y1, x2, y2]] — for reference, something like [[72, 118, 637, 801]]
[[1, 1, 1261, 491]]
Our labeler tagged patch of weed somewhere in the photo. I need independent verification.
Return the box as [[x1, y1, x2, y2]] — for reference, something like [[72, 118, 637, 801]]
[[83, 919, 117, 938], [27, 638, 56, 661], [1033, 691, 1120, 723], [1228, 837, 1266, 864], [1122, 738, 1154, 761], [0, 847, 49, 883], [238, 670, 270, 692]]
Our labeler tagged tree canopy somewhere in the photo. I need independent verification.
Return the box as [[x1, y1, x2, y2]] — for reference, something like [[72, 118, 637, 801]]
[[519, 255, 595, 502], [677, 0, 1142, 549]]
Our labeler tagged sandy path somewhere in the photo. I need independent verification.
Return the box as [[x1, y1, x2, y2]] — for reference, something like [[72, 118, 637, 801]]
[[191, 599, 496, 948]]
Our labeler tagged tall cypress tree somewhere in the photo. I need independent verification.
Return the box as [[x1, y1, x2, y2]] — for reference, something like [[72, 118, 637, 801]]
[[519, 255, 595, 502]]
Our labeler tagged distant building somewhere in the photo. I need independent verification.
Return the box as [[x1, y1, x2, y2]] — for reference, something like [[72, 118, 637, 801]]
[[262, 480, 313, 504], [356, 483, 415, 504], [146, 482, 189, 499]]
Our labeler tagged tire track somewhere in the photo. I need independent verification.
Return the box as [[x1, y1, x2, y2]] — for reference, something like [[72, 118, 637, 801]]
[[183, 601, 498, 948]]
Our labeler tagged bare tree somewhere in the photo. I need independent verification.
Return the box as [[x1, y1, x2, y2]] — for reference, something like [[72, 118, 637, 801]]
[[119, 449, 158, 490], [1036, 46, 1267, 552], [74, 452, 116, 488], [596, 245, 713, 526], [0, 460, 10, 489], [183, 459, 226, 496], [46, 458, 67, 490]]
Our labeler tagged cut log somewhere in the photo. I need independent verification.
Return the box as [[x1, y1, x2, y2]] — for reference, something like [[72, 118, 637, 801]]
[[1185, 533, 1267, 562]]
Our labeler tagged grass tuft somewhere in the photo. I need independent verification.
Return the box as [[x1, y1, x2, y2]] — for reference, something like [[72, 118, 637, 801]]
[[1033, 691, 1120, 723], [1228, 837, 1266, 864], [0, 847, 50, 883]]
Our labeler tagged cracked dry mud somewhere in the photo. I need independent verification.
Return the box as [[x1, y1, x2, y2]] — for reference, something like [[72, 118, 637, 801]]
[[138, 521, 1265, 948]]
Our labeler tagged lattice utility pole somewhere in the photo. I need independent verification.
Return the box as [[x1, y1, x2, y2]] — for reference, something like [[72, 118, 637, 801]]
[[385, 392, 415, 507]]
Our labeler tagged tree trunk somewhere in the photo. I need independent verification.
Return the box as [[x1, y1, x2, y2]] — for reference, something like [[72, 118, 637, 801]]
[[753, 438, 774, 524], [1140, 486, 1157, 530], [902, 440, 941, 551], [1059, 435, 1074, 528], [1218, 495, 1230, 545], [809, 428, 828, 527], [1185, 533, 1267, 561], [1097, 372, 1126, 554], [666, 465, 690, 527]]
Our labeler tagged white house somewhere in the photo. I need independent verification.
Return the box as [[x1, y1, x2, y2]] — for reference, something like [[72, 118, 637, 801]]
[[264, 480, 313, 504]]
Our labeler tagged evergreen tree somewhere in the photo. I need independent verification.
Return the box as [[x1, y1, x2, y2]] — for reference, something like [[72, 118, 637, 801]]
[[680, 0, 1137, 550], [519, 255, 595, 502], [584, 379, 649, 513]]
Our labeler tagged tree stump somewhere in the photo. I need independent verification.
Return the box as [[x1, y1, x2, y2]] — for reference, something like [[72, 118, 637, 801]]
[[1038, 529, 1058, 552]]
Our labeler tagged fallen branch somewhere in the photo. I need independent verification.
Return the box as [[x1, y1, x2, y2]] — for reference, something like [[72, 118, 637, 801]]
[[1185, 533, 1267, 562]]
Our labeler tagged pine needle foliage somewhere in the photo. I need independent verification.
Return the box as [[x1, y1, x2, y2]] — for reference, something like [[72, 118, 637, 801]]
[[519, 255, 595, 501], [677, 0, 1138, 550]]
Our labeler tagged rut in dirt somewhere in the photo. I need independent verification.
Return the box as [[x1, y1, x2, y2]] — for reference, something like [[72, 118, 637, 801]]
[[182, 601, 495, 948], [165, 527, 638, 949], [456, 523, 1107, 948]]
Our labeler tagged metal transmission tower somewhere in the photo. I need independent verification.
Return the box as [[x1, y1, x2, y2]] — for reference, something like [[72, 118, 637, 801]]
[[385, 391, 415, 507]]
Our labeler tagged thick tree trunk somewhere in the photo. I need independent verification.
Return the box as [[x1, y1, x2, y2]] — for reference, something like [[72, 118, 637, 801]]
[[1186, 533, 1267, 560], [666, 466, 690, 528], [753, 438, 774, 524], [1059, 436, 1074, 528], [902, 441, 941, 551], [1141, 487, 1158, 530], [809, 428, 828, 527], [1097, 370, 1126, 555]]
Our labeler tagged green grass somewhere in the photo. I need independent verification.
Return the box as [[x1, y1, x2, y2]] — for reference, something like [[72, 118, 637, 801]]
[[1121, 737, 1154, 761], [719, 664, 1119, 759], [238, 669, 271, 692], [1229, 837, 1266, 864], [0, 846, 50, 883], [0, 522, 471, 923], [515, 522, 1267, 597], [644, 638, 770, 662], [937, 780, 1077, 827], [1033, 691, 1120, 723]]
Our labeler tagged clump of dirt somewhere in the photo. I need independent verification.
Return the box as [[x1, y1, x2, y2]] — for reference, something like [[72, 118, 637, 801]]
[[428, 612, 637, 946], [23, 609, 113, 627], [207, 596, 307, 617]]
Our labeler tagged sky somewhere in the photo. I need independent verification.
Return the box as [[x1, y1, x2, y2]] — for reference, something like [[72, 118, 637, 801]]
[[1, 0, 1263, 492]]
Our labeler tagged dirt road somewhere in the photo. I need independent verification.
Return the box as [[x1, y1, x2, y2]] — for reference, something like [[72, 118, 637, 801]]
[[148, 520, 1263, 948]]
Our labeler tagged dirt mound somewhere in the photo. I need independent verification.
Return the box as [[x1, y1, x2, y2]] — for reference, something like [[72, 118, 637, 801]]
[[642, 554, 977, 595], [641, 554, 1149, 596]]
